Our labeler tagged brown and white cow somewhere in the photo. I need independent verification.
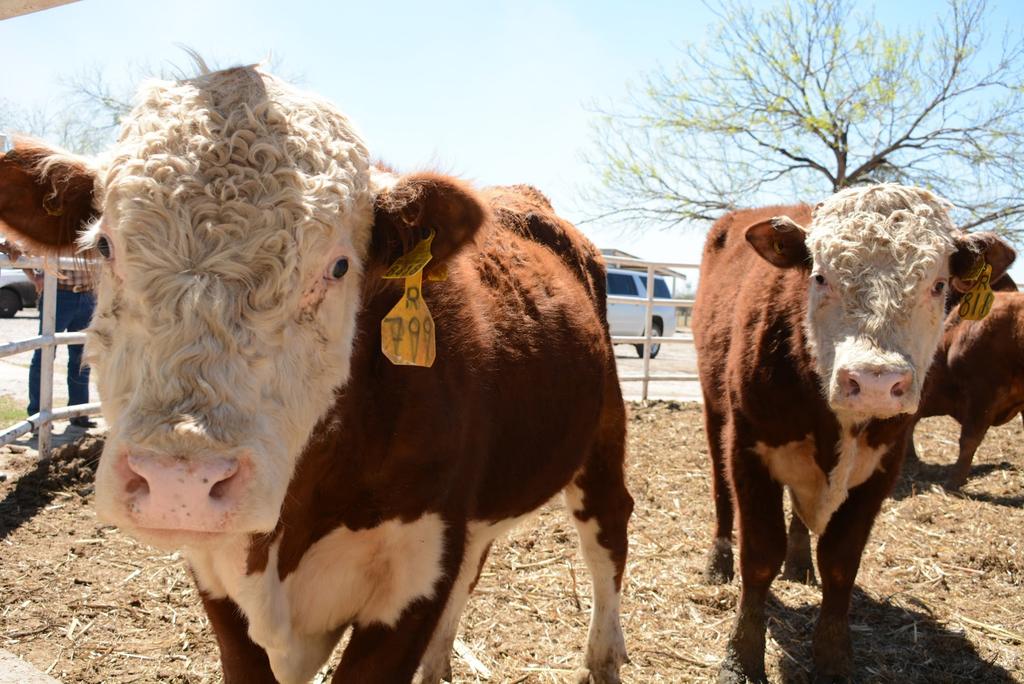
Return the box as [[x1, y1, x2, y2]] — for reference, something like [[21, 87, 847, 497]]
[[779, 283, 1022, 587], [908, 290, 1024, 489], [0, 66, 633, 684], [693, 188, 1015, 683]]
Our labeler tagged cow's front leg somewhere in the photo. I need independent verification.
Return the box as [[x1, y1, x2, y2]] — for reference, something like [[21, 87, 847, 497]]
[[564, 442, 634, 684], [703, 401, 735, 584], [903, 417, 922, 467], [781, 503, 816, 585], [418, 527, 492, 684], [813, 456, 899, 683], [335, 525, 462, 684], [333, 590, 453, 684], [201, 593, 278, 684], [719, 442, 786, 684], [948, 417, 989, 489]]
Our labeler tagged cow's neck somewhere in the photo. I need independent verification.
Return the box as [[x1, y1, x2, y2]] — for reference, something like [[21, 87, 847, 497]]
[[757, 411, 898, 536], [808, 423, 886, 534], [181, 382, 458, 683], [186, 509, 449, 683]]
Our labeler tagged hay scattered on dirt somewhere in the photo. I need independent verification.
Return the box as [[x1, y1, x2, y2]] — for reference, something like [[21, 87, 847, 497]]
[[0, 404, 1021, 682]]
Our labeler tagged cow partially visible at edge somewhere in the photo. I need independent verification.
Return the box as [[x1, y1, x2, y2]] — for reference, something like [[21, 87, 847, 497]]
[[908, 289, 1024, 489], [693, 188, 1015, 683], [0, 65, 633, 684]]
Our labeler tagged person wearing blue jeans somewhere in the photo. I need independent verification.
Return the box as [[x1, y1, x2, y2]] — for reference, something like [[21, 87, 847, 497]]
[[27, 273, 97, 428]]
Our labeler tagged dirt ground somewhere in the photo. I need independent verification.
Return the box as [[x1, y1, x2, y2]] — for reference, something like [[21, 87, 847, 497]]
[[0, 403, 1021, 683]]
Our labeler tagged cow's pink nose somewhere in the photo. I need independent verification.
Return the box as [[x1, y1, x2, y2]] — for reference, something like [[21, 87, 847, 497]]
[[837, 368, 912, 400], [123, 453, 242, 532]]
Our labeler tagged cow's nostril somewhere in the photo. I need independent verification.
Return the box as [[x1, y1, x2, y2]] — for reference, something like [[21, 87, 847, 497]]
[[208, 471, 237, 500], [125, 453, 240, 502], [123, 455, 151, 496], [890, 373, 912, 398], [125, 474, 149, 495], [119, 453, 244, 532], [838, 370, 861, 397]]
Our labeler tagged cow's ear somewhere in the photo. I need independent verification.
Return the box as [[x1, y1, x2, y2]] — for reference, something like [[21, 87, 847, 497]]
[[369, 172, 486, 273], [745, 215, 810, 269], [0, 136, 98, 254], [950, 231, 1017, 293]]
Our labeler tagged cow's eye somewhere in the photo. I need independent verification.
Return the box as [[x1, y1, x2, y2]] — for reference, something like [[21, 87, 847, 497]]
[[327, 257, 349, 280], [932, 279, 946, 296], [96, 235, 113, 260], [813, 273, 826, 286]]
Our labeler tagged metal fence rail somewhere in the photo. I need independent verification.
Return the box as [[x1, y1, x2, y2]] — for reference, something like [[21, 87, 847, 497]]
[[0, 252, 695, 455], [0, 255, 101, 458], [604, 255, 701, 400]]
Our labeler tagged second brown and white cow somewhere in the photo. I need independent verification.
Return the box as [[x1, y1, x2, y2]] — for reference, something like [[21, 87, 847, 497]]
[[0, 66, 633, 683], [693, 188, 1015, 683], [909, 290, 1024, 489]]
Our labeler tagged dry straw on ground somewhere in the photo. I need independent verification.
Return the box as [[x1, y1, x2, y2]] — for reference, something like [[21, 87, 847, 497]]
[[0, 403, 1021, 682]]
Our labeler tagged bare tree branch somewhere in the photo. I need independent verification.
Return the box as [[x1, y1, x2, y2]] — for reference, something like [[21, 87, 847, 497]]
[[583, 0, 1024, 238]]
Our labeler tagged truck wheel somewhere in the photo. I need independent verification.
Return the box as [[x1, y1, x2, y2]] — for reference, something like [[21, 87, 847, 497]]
[[0, 289, 21, 318], [634, 320, 663, 359]]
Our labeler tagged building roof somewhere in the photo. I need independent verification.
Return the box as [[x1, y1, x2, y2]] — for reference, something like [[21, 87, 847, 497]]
[[599, 248, 689, 280], [1, 0, 79, 20]]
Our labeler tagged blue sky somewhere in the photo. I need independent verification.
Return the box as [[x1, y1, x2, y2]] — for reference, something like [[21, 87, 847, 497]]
[[3, 0, 1023, 281]]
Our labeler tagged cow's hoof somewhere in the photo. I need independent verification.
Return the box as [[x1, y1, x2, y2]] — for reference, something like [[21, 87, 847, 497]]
[[781, 558, 818, 585], [414, 657, 452, 684], [944, 475, 967, 491], [717, 655, 767, 684], [578, 639, 627, 684], [813, 620, 852, 684], [575, 666, 621, 684], [705, 543, 734, 584]]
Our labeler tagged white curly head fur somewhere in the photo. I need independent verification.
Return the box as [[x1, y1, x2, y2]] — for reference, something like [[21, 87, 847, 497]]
[[804, 184, 957, 420], [87, 66, 381, 538]]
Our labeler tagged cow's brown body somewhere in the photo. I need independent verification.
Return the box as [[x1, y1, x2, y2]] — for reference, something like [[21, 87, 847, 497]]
[[910, 290, 1024, 488], [193, 183, 633, 682], [0, 62, 637, 680], [695, 205, 916, 682], [0, 125, 633, 681]]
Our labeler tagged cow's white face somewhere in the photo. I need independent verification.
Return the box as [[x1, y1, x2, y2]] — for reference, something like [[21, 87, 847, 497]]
[[746, 184, 1015, 424], [803, 187, 953, 420], [4, 69, 486, 548], [84, 68, 381, 545]]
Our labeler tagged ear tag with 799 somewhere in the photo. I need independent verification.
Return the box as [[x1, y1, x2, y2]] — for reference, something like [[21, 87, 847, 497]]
[[381, 230, 437, 367], [958, 263, 994, 321], [381, 270, 435, 366]]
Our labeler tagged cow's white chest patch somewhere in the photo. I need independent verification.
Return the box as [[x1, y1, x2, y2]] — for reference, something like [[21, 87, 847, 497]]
[[187, 513, 446, 684], [754, 432, 887, 535]]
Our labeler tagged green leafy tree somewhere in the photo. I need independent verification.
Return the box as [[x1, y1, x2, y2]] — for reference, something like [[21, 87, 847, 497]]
[[584, 0, 1024, 235]]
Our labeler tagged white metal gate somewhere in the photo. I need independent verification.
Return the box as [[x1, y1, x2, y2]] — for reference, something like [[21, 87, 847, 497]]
[[0, 255, 101, 458], [603, 255, 700, 400], [0, 253, 699, 458]]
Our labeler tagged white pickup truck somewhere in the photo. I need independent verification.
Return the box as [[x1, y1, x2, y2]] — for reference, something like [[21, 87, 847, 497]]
[[0, 268, 38, 318], [605, 267, 676, 358]]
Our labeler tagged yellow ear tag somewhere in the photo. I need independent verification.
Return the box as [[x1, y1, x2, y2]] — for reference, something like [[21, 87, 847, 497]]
[[773, 239, 784, 255], [381, 270, 436, 367], [382, 229, 435, 279], [958, 263, 994, 321], [381, 230, 438, 367]]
